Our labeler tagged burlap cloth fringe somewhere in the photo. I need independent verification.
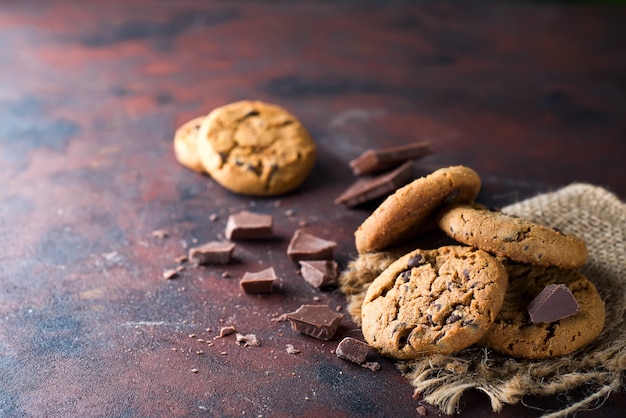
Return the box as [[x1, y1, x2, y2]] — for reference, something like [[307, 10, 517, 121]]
[[338, 184, 626, 417]]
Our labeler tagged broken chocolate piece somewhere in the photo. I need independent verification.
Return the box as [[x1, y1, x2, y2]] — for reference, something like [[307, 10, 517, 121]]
[[334, 160, 414, 207], [527, 283, 580, 323], [188, 241, 235, 265], [286, 230, 337, 263], [349, 141, 432, 175], [240, 267, 277, 294], [336, 337, 370, 364], [225, 210, 273, 240], [299, 260, 338, 288], [285, 304, 343, 341]]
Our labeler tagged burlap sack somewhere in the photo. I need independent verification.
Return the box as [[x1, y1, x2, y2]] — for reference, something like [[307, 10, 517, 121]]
[[338, 184, 626, 417]]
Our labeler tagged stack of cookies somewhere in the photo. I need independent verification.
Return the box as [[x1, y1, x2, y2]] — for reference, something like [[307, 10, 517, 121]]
[[356, 166, 605, 360], [173, 100, 317, 196]]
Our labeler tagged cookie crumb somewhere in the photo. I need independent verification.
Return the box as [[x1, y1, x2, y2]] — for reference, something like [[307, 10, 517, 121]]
[[191, 368, 198, 373], [416, 405, 427, 416], [209, 213, 218, 222]]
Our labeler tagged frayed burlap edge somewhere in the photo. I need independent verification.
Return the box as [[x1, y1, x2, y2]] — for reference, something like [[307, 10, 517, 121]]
[[337, 184, 626, 417]]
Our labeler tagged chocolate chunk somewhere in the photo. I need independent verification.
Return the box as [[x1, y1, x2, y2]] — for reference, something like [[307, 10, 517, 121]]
[[527, 283, 580, 323], [240, 267, 277, 293], [286, 229, 337, 263], [285, 304, 343, 341], [299, 260, 338, 288], [334, 160, 414, 207], [349, 141, 432, 175], [407, 254, 423, 268], [446, 314, 462, 324], [225, 210, 273, 240], [188, 241, 235, 265], [335, 337, 370, 364]]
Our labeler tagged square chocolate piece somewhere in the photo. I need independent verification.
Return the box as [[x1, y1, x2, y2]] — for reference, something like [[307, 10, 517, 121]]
[[287, 230, 336, 263], [225, 210, 274, 240], [240, 267, 277, 294], [188, 241, 235, 265], [299, 260, 338, 288], [336, 337, 370, 364], [286, 304, 343, 341]]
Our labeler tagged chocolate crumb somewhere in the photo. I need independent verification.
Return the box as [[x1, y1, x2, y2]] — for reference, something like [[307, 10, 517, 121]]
[[235, 333, 260, 347], [361, 361, 381, 371]]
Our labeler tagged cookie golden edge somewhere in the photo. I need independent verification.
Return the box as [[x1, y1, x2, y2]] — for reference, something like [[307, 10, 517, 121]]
[[438, 204, 588, 269], [196, 100, 316, 196], [361, 246, 508, 360], [354, 165, 481, 254], [173, 116, 207, 174]]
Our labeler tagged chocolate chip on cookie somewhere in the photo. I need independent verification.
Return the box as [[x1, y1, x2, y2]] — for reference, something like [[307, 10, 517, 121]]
[[354, 165, 481, 253], [478, 263, 605, 359], [197, 100, 316, 196], [438, 204, 588, 269], [361, 246, 508, 359]]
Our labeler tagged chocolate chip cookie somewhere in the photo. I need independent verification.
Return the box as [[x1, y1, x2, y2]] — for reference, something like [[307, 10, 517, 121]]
[[173, 116, 206, 174], [355, 166, 481, 254], [361, 246, 508, 359], [478, 263, 605, 358], [438, 204, 588, 269], [197, 100, 316, 196]]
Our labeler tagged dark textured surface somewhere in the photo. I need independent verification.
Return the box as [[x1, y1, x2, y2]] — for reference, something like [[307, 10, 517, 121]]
[[1, 1, 625, 416]]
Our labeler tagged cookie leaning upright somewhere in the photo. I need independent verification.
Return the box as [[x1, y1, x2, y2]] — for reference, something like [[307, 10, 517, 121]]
[[361, 246, 508, 359], [438, 204, 588, 269], [196, 100, 316, 196], [355, 166, 481, 253]]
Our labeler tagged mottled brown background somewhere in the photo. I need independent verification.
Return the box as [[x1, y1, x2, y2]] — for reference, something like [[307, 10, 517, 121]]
[[1, 1, 624, 417]]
